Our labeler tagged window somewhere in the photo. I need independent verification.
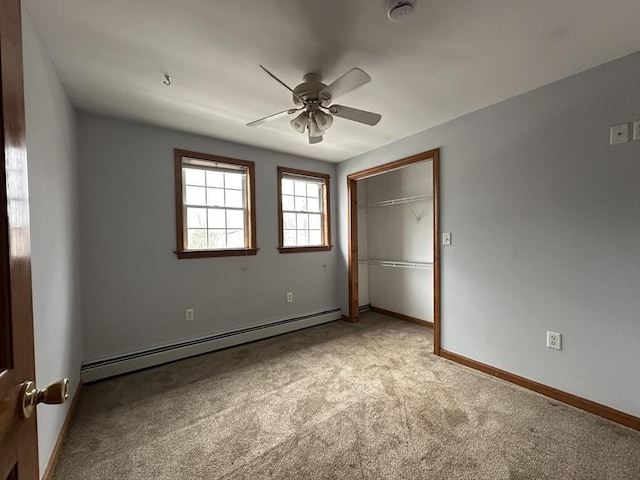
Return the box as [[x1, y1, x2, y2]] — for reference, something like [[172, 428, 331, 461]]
[[175, 149, 257, 258], [277, 167, 332, 253]]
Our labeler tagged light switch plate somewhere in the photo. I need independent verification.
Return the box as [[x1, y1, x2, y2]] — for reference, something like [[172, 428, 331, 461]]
[[442, 232, 452, 246], [633, 120, 640, 141], [610, 123, 629, 145]]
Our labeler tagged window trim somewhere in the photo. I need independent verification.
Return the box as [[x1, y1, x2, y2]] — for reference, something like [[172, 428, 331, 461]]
[[277, 166, 332, 253], [174, 149, 258, 259]]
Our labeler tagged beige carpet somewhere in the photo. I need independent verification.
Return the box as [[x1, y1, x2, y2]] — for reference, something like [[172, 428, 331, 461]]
[[53, 312, 640, 479]]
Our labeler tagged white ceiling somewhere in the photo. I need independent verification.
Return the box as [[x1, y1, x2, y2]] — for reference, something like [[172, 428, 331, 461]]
[[24, 0, 640, 162]]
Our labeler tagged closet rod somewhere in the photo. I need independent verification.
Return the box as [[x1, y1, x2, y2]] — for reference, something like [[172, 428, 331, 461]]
[[358, 259, 433, 269], [359, 194, 432, 209]]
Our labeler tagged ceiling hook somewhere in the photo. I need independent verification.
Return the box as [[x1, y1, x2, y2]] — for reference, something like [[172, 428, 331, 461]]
[[163, 74, 171, 86]]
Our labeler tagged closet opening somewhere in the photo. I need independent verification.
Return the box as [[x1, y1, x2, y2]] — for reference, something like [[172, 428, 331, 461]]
[[347, 148, 440, 354]]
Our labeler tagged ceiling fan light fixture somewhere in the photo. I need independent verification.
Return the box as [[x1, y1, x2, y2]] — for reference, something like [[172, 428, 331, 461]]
[[308, 117, 324, 138], [290, 112, 309, 133], [314, 110, 333, 130]]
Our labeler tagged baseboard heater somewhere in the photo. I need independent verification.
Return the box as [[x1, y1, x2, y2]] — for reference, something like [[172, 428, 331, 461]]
[[359, 304, 371, 312], [81, 308, 342, 382]]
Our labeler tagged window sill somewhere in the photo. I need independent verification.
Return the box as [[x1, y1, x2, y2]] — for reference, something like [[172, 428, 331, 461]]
[[176, 248, 259, 259], [278, 245, 333, 254]]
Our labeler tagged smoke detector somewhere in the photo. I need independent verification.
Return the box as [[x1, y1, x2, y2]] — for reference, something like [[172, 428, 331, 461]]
[[386, 0, 416, 21]]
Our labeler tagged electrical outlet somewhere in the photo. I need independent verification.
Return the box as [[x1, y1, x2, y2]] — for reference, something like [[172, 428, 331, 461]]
[[610, 123, 629, 145], [286, 292, 293, 303], [442, 232, 452, 246], [546, 331, 561, 350], [185, 308, 194, 321]]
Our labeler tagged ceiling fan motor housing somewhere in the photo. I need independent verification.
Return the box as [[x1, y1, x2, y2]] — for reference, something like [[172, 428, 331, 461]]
[[292, 73, 329, 107]]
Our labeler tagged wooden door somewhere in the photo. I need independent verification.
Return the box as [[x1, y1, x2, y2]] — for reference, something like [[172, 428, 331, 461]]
[[0, 0, 39, 478]]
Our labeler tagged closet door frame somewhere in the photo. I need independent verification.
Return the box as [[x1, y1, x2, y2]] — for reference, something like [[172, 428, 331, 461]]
[[346, 148, 441, 355]]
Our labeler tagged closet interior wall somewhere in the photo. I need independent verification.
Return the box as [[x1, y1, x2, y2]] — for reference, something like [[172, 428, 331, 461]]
[[358, 161, 434, 322]]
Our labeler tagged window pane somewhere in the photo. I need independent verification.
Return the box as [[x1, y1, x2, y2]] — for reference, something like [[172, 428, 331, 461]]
[[294, 181, 306, 196], [226, 209, 244, 229], [226, 190, 243, 208], [208, 229, 227, 248], [184, 168, 205, 186], [227, 229, 245, 248], [307, 183, 319, 198], [206, 171, 224, 187], [225, 172, 244, 190], [278, 170, 328, 250], [282, 179, 294, 195], [297, 230, 309, 246], [179, 154, 254, 255], [207, 188, 225, 207], [296, 213, 308, 229], [309, 213, 321, 229], [309, 230, 322, 245], [283, 230, 296, 246], [282, 195, 295, 211], [283, 213, 296, 229], [307, 198, 320, 212], [187, 229, 207, 249], [187, 207, 207, 228], [186, 186, 206, 205], [208, 208, 226, 228], [294, 196, 307, 212]]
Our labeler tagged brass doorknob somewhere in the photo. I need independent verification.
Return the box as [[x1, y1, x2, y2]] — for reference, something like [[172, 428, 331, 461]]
[[20, 379, 70, 419]]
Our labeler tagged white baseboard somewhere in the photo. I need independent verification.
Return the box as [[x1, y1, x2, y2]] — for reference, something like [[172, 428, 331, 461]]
[[81, 308, 342, 382]]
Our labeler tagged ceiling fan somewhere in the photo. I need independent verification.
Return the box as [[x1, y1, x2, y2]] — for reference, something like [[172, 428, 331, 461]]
[[247, 65, 382, 144]]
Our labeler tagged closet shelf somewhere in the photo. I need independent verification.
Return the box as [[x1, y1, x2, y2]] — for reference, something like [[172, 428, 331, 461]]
[[358, 259, 433, 269], [359, 194, 432, 209]]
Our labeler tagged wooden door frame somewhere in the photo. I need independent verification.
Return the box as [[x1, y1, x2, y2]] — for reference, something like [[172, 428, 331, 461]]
[[0, 0, 39, 478], [347, 148, 441, 355]]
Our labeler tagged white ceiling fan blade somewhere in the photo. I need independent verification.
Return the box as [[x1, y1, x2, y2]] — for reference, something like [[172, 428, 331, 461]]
[[259, 65, 305, 103], [247, 108, 300, 127], [319, 68, 371, 103], [329, 105, 381, 126]]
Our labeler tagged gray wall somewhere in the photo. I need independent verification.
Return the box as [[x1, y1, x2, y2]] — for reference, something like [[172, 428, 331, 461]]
[[337, 52, 640, 416], [77, 113, 339, 362], [22, 9, 82, 476]]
